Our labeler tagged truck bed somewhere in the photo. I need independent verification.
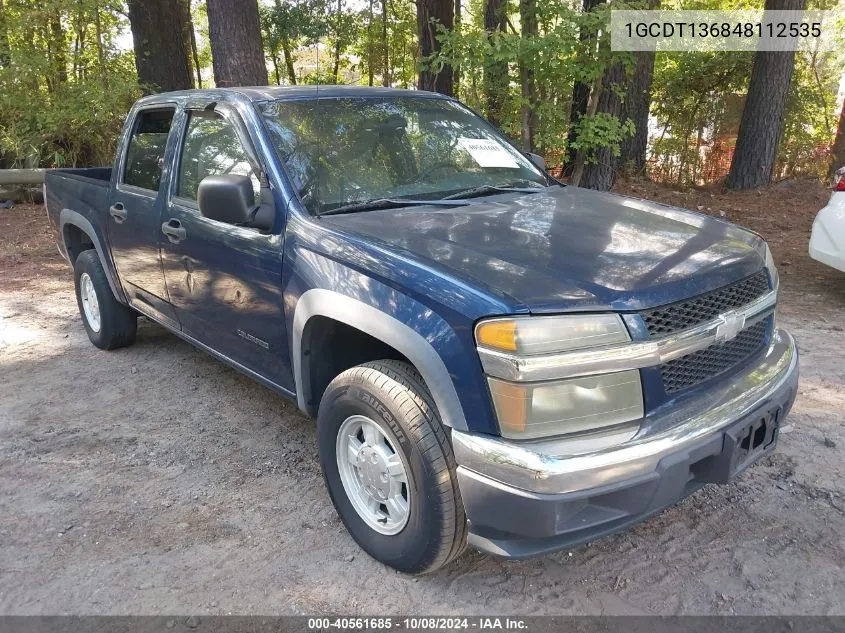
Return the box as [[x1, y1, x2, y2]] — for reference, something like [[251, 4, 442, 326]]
[[49, 167, 112, 184], [44, 167, 113, 268]]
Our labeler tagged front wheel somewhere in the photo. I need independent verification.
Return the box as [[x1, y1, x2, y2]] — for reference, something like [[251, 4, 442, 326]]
[[318, 360, 467, 574]]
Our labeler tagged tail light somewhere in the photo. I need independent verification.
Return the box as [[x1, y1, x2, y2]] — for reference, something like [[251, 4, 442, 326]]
[[834, 167, 845, 191]]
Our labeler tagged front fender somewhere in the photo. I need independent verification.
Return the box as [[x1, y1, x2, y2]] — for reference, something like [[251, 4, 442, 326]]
[[293, 288, 470, 431]]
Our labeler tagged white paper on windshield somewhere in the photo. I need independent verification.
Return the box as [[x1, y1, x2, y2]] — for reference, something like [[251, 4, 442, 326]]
[[458, 137, 520, 168]]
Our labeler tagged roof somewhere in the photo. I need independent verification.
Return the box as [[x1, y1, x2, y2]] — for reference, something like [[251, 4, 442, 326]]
[[142, 85, 445, 105]]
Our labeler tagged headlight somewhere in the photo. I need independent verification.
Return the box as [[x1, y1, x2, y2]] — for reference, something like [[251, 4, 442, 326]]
[[475, 314, 630, 355], [764, 243, 779, 292], [476, 314, 642, 439], [487, 371, 644, 439]]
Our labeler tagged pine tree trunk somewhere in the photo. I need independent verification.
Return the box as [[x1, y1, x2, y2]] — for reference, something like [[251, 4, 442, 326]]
[[382, 0, 390, 87], [518, 0, 537, 152], [617, 0, 657, 176], [332, 0, 342, 83], [564, 0, 602, 175], [483, 0, 508, 128], [72, 6, 84, 80], [127, 0, 194, 94], [178, 1, 201, 88], [94, 7, 108, 87], [189, 14, 203, 88], [367, 0, 375, 86], [830, 98, 845, 178], [333, 39, 341, 82], [416, 0, 454, 95], [452, 0, 461, 94], [580, 61, 625, 191], [569, 73, 603, 187], [0, 0, 10, 69], [618, 49, 655, 175], [725, 0, 804, 190], [207, 0, 269, 87], [49, 11, 68, 87], [271, 53, 281, 85], [282, 37, 297, 85]]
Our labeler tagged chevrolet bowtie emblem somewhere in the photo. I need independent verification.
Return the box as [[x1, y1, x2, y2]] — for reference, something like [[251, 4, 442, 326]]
[[715, 312, 746, 343]]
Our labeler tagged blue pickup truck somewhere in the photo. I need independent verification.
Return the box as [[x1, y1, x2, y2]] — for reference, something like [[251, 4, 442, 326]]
[[45, 86, 798, 574]]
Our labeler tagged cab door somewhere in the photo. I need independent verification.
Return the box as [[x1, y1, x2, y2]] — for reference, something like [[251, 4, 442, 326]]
[[108, 106, 179, 328], [159, 104, 291, 390]]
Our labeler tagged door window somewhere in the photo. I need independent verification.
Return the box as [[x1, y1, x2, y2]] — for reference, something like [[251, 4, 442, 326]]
[[177, 111, 261, 204], [122, 108, 175, 192]]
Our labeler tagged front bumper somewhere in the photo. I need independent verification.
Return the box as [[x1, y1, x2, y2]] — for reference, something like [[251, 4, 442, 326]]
[[452, 328, 799, 558]]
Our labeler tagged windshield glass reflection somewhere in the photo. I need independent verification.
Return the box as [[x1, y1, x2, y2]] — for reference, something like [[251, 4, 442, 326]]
[[260, 96, 547, 214]]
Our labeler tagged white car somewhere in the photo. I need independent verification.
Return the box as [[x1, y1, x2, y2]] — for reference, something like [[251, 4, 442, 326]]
[[810, 166, 845, 272]]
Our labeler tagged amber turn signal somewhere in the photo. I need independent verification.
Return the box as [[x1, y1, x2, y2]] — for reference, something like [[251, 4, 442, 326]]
[[475, 319, 518, 352]]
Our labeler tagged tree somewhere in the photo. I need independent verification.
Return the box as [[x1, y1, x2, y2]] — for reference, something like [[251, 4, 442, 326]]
[[564, 0, 602, 175], [831, 99, 845, 177], [518, 0, 537, 151], [618, 0, 658, 175], [366, 0, 375, 85], [261, 0, 327, 86], [417, 0, 454, 95], [382, 0, 390, 86], [0, 0, 9, 68], [725, 0, 805, 190], [262, 1, 293, 85], [327, 0, 357, 83], [127, 0, 194, 94], [482, 0, 508, 127], [579, 60, 625, 190], [207, 0, 268, 87], [452, 0, 460, 93], [47, 7, 68, 91], [618, 50, 655, 175], [182, 1, 202, 88]]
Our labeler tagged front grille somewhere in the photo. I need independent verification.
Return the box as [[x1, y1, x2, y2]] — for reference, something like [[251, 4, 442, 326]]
[[659, 320, 769, 393], [640, 271, 770, 338]]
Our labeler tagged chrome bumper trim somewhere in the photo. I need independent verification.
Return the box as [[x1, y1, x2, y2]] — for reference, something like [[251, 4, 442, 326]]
[[477, 290, 777, 382], [454, 328, 797, 495]]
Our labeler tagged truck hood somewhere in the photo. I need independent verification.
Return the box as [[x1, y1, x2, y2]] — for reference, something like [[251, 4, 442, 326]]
[[323, 186, 766, 313]]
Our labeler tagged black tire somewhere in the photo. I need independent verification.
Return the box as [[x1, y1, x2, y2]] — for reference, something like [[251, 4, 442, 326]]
[[73, 249, 137, 350], [318, 360, 467, 574]]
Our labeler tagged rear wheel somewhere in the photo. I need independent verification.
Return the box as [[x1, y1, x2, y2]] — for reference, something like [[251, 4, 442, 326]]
[[318, 360, 467, 574], [73, 250, 137, 350]]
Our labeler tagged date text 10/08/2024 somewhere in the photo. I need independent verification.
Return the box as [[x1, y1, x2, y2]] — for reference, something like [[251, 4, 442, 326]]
[[307, 618, 529, 631]]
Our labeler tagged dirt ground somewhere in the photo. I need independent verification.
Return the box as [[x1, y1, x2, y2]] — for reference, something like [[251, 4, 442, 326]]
[[1, 180, 844, 615]]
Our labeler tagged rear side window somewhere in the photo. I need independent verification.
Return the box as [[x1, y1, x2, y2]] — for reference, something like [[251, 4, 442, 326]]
[[177, 111, 260, 202], [122, 108, 175, 192]]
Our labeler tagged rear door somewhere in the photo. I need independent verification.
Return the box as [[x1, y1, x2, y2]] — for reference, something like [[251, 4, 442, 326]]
[[159, 104, 291, 389], [108, 106, 179, 328]]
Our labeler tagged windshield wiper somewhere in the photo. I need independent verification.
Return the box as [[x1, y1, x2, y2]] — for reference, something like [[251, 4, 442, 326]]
[[318, 197, 471, 217], [441, 181, 549, 201]]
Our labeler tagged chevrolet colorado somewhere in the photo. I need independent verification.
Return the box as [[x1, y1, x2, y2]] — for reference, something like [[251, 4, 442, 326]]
[[45, 86, 799, 573]]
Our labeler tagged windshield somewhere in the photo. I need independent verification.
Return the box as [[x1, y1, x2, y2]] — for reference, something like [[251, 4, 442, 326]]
[[259, 96, 549, 214]]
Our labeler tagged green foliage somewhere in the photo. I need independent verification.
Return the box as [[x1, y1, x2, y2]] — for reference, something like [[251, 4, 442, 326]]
[[0, 0, 139, 167], [433, 0, 638, 164], [570, 112, 636, 163], [260, 0, 330, 84], [649, 50, 752, 183], [779, 51, 842, 179], [0, 0, 839, 184]]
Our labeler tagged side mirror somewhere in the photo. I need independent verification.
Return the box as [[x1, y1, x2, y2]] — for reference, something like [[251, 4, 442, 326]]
[[527, 152, 546, 172], [197, 174, 256, 226]]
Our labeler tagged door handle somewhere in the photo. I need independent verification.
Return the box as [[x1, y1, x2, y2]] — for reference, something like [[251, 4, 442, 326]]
[[161, 219, 187, 244], [109, 203, 128, 223]]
